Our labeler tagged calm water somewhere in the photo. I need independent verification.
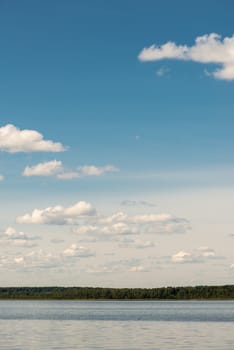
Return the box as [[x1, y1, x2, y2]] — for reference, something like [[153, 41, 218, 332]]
[[0, 300, 233, 349]]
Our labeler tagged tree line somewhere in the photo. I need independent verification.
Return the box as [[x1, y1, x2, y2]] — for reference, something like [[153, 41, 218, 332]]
[[0, 285, 233, 299]]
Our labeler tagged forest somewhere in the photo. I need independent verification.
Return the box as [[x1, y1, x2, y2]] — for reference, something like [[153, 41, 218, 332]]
[[0, 285, 234, 300]]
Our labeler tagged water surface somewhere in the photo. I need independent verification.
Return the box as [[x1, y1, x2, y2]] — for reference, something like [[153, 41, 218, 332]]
[[0, 300, 233, 349]]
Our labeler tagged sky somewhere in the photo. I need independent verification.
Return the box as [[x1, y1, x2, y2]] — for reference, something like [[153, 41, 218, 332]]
[[0, 0, 234, 287]]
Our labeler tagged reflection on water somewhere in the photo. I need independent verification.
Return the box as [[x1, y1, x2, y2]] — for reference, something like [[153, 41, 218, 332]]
[[0, 301, 233, 350]]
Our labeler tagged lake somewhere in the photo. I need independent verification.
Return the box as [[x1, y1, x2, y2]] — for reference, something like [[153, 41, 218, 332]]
[[0, 300, 233, 349]]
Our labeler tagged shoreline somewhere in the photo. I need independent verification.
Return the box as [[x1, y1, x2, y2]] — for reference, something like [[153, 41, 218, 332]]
[[0, 285, 233, 300]]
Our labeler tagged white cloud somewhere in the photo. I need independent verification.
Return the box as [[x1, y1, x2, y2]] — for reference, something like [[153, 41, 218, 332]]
[[197, 246, 215, 257], [172, 250, 193, 263], [78, 165, 119, 176], [230, 264, 234, 269], [4, 226, 27, 240], [23, 161, 119, 179], [172, 247, 217, 264], [0, 175, 4, 181], [12, 250, 61, 269], [139, 33, 234, 80], [0, 124, 65, 153], [72, 209, 189, 241], [131, 213, 177, 223], [101, 222, 138, 235], [0, 227, 38, 248], [99, 212, 128, 225], [129, 265, 147, 272], [100, 212, 190, 235], [14, 257, 25, 265], [73, 225, 98, 235], [23, 160, 63, 177], [17, 201, 96, 225], [63, 244, 94, 258], [2, 242, 95, 270], [58, 164, 119, 180]]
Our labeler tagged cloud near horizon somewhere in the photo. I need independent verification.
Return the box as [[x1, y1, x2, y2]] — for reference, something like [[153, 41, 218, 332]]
[[17, 201, 97, 225], [171, 247, 217, 263], [139, 33, 234, 80], [73, 209, 190, 238], [0, 227, 38, 248], [7, 242, 95, 270], [16, 201, 190, 239], [0, 124, 65, 153]]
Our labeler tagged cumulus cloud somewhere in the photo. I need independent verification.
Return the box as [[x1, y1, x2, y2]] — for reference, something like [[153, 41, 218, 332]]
[[139, 33, 234, 80], [4, 226, 27, 240], [172, 250, 194, 263], [4, 242, 95, 270], [17, 201, 96, 225], [0, 227, 38, 248], [72, 210, 190, 240], [73, 225, 98, 235], [172, 247, 217, 263], [12, 250, 61, 269], [23, 160, 63, 177], [73, 223, 138, 238], [0, 175, 4, 181], [101, 222, 138, 235], [16, 199, 190, 248], [63, 244, 95, 258], [0, 124, 65, 153], [99, 212, 190, 235], [23, 161, 119, 179]]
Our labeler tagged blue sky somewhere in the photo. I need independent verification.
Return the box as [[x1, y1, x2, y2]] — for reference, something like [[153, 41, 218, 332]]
[[0, 0, 234, 287]]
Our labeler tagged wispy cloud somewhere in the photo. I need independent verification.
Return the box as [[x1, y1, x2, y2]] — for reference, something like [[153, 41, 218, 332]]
[[156, 66, 170, 77], [118, 237, 155, 249], [139, 33, 234, 80], [121, 200, 156, 207], [22, 161, 119, 179], [57, 165, 119, 180], [87, 258, 145, 274]]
